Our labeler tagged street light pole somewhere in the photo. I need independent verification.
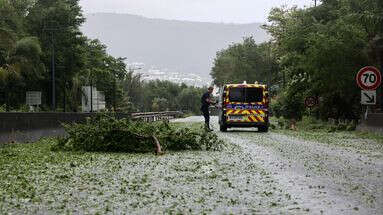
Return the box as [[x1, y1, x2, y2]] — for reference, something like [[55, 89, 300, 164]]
[[63, 81, 68, 112], [90, 79, 93, 112], [113, 78, 117, 111], [51, 32, 55, 111], [376, 37, 383, 111], [268, 42, 272, 87], [43, 21, 60, 112]]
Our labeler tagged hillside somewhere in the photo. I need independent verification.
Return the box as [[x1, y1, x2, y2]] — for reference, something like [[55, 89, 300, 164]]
[[81, 13, 270, 79]]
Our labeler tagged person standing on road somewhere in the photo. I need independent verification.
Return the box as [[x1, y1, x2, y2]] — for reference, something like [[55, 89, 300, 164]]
[[201, 86, 215, 131]]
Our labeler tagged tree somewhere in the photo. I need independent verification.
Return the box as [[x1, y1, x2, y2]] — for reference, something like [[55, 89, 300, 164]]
[[0, 27, 44, 109], [120, 70, 143, 112], [25, 0, 86, 110], [264, 0, 379, 120], [211, 37, 278, 87], [0, 0, 207, 113], [152, 97, 168, 112], [176, 87, 204, 114]]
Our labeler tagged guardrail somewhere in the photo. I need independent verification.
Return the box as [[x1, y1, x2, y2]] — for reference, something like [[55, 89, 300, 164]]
[[0, 111, 184, 143], [131, 111, 184, 122]]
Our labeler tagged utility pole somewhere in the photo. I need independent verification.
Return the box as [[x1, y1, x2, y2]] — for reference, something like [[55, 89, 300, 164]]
[[63, 80, 68, 112], [315, 0, 317, 7], [51, 32, 55, 111], [268, 42, 272, 88], [113, 78, 117, 111], [43, 21, 60, 111], [90, 79, 93, 112], [376, 37, 383, 111], [381, 48, 383, 111], [0, 17, 9, 111]]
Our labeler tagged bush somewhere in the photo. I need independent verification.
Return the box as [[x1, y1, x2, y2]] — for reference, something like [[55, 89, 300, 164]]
[[307, 124, 325, 130], [346, 124, 356, 131], [0, 104, 6, 112], [270, 98, 283, 119], [274, 117, 286, 129], [327, 125, 337, 133], [337, 123, 347, 131], [271, 88, 305, 121], [52, 116, 224, 153]]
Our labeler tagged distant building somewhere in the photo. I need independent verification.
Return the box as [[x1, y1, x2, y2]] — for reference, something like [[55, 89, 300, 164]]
[[135, 68, 208, 87], [125, 62, 210, 87]]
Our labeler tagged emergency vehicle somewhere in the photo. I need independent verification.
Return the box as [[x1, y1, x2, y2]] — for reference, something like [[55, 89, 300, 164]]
[[218, 81, 269, 132]]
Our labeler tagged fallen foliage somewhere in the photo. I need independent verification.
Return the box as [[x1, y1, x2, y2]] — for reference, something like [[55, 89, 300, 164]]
[[52, 116, 224, 153]]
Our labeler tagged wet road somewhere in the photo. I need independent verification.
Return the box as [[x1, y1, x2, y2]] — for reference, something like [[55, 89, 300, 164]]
[[173, 116, 383, 214]]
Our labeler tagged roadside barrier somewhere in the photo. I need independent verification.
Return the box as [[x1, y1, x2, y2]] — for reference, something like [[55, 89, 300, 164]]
[[0, 111, 184, 143], [131, 111, 183, 122]]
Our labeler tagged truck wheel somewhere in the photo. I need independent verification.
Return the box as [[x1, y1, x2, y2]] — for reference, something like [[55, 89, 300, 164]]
[[258, 126, 269, 132], [220, 124, 227, 132]]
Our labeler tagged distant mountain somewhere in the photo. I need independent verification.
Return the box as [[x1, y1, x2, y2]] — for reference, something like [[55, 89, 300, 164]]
[[81, 13, 270, 79]]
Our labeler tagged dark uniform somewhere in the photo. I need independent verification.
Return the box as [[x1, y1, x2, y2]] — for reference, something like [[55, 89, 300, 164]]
[[201, 92, 212, 129]]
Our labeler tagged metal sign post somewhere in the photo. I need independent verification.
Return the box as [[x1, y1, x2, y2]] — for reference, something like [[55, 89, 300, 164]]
[[43, 21, 61, 111], [356, 66, 382, 120]]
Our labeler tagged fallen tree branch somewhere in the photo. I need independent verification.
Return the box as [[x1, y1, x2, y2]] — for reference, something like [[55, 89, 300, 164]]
[[152, 135, 163, 155], [131, 132, 163, 155]]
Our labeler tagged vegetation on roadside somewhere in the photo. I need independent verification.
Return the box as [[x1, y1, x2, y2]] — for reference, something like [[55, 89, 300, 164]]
[[123, 80, 205, 114], [0, 0, 205, 114], [212, 0, 383, 122], [0, 0, 127, 111], [271, 116, 357, 132], [275, 126, 383, 146], [270, 116, 383, 145], [52, 117, 224, 153], [211, 37, 279, 92]]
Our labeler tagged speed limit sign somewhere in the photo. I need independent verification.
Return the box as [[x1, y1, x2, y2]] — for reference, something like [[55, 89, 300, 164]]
[[356, 66, 382, 90]]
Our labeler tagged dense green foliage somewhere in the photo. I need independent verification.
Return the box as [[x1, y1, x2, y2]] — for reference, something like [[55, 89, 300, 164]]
[[211, 37, 279, 91], [0, 0, 206, 114], [211, 0, 383, 121], [120, 74, 206, 114], [0, 0, 127, 111], [53, 116, 224, 153]]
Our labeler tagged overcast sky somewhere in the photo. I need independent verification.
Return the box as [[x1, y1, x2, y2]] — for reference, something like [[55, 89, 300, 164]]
[[79, 0, 314, 24]]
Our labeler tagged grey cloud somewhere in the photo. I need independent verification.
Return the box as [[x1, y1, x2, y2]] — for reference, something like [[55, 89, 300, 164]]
[[80, 0, 313, 23]]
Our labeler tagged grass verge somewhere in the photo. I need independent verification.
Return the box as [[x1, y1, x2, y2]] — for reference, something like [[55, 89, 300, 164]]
[[270, 116, 383, 146]]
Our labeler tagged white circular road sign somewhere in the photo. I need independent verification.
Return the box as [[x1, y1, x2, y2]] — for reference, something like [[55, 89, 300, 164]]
[[356, 66, 382, 90]]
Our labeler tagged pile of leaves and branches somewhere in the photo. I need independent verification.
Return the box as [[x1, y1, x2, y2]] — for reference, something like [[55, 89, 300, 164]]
[[52, 116, 224, 154]]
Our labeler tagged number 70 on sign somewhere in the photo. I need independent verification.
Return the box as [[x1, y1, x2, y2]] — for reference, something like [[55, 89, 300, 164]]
[[362, 73, 377, 84], [356, 66, 382, 91]]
